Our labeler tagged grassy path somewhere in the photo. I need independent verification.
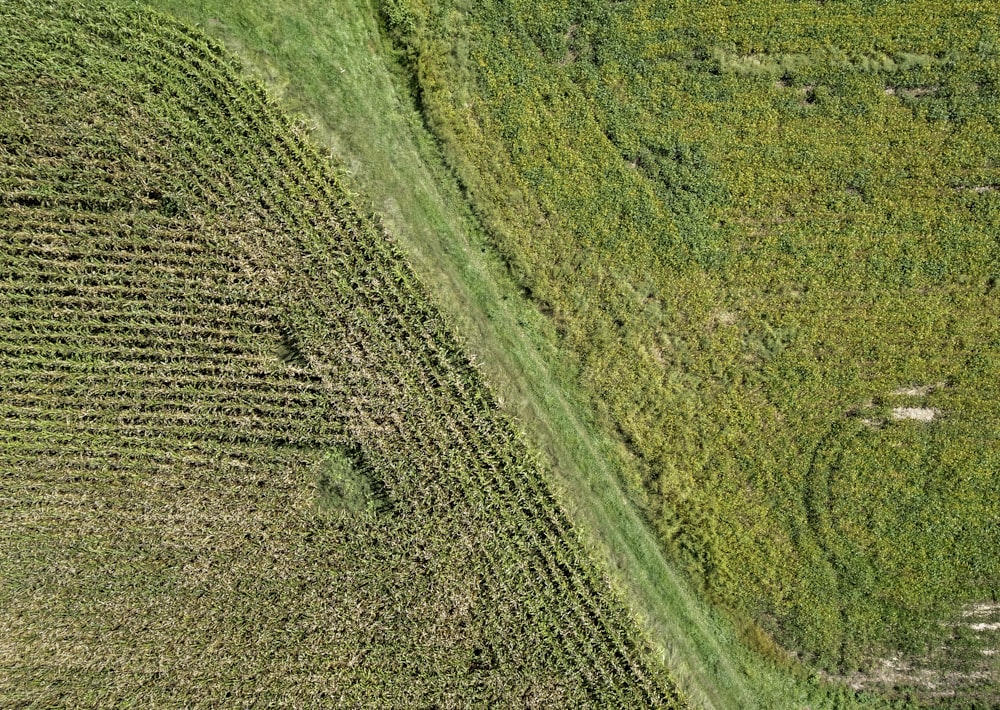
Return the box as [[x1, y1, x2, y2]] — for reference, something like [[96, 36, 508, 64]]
[[145, 2, 885, 707]]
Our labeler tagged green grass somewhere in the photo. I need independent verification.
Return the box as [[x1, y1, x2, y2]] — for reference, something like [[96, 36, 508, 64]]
[[0, 2, 680, 705], [141, 0, 909, 707]]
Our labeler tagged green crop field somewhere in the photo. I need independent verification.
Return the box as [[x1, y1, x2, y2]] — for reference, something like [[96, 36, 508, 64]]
[[6, 0, 999, 706], [138, 1, 890, 706], [382, 0, 1000, 703], [0, 2, 683, 705], [377, 0, 1000, 704]]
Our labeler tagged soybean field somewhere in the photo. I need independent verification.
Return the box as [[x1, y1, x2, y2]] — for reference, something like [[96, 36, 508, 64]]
[[384, 0, 1000, 704]]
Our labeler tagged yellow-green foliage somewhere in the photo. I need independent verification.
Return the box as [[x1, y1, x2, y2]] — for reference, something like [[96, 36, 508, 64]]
[[0, 2, 681, 706], [384, 0, 1000, 699]]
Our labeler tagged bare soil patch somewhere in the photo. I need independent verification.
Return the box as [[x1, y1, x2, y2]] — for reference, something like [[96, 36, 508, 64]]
[[891, 407, 938, 422]]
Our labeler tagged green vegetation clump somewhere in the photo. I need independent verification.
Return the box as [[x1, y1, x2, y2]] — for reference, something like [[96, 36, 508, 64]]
[[0, 2, 680, 705], [381, 0, 1000, 702], [315, 448, 387, 515]]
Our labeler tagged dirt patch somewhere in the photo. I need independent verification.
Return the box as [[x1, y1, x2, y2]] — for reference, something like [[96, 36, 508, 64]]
[[954, 184, 1000, 194], [834, 654, 996, 695], [829, 602, 1000, 701], [968, 622, 1000, 632], [887, 85, 940, 98], [892, 381, 947, 397], [891, 407, 938, 422], [715, 310, 738, 326]]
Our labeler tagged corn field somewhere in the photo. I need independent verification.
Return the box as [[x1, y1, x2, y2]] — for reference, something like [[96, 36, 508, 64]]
[[0, 2, 682, 706]]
